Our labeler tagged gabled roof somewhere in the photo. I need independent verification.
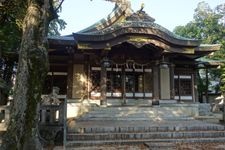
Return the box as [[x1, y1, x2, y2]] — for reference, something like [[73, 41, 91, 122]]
[[75, 9, 199, 46], [72, 3, 220, 55], [48, 1, 220, 56]]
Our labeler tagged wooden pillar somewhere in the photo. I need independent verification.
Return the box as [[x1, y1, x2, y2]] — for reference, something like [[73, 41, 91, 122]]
[[194, 70, 199, 103], [110, 65, 113, 97], [170, 64, 175, 99], [66, 46, 74, 99], [205, 68, 209, 103], [84, 54, 90, 99], [63, 99, 67, 149], [122, 66, 126, 105], [100, 58, 107, 106], [67, 61, 73, 99], [143, 67, 145, 98], [50, 72, 54, 92], [160, 65, 170, 99], [59, 103, 64, 124], [87, 63, 91, 100], [178, 74, 181, 102], [192, 73, 196, 103], [153, 65, 159, 105], [133, 68, 135, 98]]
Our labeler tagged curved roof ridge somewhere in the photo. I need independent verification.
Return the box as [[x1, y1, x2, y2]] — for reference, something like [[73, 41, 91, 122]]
[[77, 3, 132, 34], [74, 21, 201, 47], [77, 21, 197, 41]]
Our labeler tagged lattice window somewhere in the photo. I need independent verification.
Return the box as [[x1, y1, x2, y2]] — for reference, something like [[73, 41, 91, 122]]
[[174, 75, 192, 96], [180, 79, 192, 95]]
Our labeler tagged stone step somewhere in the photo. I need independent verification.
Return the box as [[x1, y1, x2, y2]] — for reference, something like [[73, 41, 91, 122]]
[[66, 137, 225, 147], [83, 115, 188, 119], [78, 117, 193, 121], [144, 142, 177, 150], [86, 111, 186, 116], [91, 107, 190, 112], [72, 124, 225, 133], [79, 113, 190, 119], [79, 106, 197, 121], [78, 109, 192, 121], [67, 130, 225, 141], [83, 111, 188, 116]]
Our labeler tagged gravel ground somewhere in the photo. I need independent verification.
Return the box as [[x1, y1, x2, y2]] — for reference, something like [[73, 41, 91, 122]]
[[53, 144, 148, 150], [52, 143, 225, 150], [176, 142, 225, 150]]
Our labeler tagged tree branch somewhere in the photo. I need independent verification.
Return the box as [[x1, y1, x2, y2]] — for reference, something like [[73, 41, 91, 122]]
[[55, 0, 64, 12]]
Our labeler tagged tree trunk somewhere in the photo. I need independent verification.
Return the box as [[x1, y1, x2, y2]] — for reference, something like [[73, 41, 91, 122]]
[[1, 0, 52, 149]]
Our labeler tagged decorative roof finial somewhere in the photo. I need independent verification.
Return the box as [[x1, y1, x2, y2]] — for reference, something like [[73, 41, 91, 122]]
[[139, 3, 145, 11]]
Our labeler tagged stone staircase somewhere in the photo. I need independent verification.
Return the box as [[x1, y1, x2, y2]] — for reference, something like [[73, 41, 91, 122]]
[[66, 105, 225, 148], [76, 106, 195, 121]]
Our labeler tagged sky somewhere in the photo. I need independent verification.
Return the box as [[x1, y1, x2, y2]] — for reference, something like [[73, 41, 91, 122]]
[[59, 0, 224, 35]]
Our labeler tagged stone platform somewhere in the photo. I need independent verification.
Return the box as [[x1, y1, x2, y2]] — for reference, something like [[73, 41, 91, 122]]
[[66, 105, 225, 148]]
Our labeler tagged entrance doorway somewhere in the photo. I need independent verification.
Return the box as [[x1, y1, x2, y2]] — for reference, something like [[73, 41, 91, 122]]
[[90, 66, 153, 99]]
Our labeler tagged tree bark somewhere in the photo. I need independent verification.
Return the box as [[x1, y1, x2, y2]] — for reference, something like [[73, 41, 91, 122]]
[[1, 0, 53, 149]]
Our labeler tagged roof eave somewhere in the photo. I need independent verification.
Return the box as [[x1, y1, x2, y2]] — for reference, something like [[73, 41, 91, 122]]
[[48, 36, 77, 46], [73, 27, 201, 48], [195, 44, 221, 52]]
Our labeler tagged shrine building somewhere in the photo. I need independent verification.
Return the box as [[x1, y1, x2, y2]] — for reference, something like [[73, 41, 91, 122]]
[[46, 2, 220, 106]]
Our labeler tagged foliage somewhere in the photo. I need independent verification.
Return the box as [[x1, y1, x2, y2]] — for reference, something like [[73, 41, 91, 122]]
[[48, 18, 67, 36], [220, 63, 225, 94], [1, 0, 66, 149], [174, 2, 225, 58], [0, 0, 66, 51], [174, 2, 225, 94], [0, 0, 66, 105], [0, 0, 24, 104], [174, 2, 225, 46], [0, 0, 26, 51]]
